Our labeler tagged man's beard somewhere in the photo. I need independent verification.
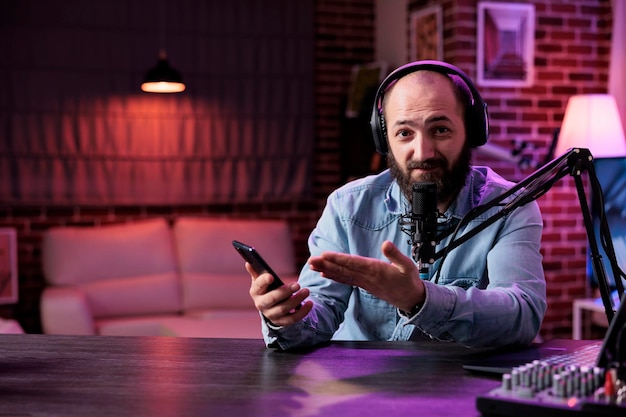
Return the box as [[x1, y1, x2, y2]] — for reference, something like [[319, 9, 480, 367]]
[[387, 144, 472, 205]]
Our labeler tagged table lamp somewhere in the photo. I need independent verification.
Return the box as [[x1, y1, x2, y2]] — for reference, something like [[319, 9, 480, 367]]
[[555, 94, 626, 158]]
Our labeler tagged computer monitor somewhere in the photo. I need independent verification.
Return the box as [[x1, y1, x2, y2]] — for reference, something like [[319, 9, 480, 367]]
[[588, 157, 626, 292]]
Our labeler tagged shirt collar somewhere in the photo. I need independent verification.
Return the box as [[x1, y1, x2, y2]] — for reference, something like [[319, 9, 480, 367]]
[[384, 168, 479, 220]]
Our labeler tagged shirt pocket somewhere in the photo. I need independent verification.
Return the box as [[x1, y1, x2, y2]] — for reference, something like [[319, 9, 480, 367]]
[[434, 277, 479, 289]]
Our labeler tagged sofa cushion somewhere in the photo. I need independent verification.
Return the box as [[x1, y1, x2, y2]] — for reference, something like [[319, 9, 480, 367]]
[[181, 273, 256, 309], [97, 314, 264, 339], [96, 314, 182, 336], [40, 287, 96, 335], [173, 217, 297, 310], [43, 218, 178, 285], [42, 218, 182, 317], [82, 273, 181, 318], [169, 313, 264, 338]]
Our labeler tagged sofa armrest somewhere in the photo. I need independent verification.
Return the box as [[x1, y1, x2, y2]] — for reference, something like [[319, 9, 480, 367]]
[[40, 287, 96, 335]]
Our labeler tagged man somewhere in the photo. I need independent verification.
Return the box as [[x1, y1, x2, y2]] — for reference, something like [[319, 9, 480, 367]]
[[246, 61, 546, 350]]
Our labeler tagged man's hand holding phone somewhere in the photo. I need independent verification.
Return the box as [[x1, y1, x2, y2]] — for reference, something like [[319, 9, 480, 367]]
[[233, 240, 313, 327]]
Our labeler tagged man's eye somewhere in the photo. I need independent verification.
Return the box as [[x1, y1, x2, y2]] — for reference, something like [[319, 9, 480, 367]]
[[432, 126, 452, 137], [397, 130, 411, 137]]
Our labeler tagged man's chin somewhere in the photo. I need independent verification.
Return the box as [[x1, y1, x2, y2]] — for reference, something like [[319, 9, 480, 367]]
[[410, 170, 442, 184]]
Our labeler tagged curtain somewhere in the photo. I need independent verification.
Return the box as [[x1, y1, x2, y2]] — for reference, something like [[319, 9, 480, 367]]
[[0, 0, 314, 205]]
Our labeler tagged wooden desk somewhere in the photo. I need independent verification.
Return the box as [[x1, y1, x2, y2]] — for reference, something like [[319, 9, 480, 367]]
[[0, 334, 503, 416]]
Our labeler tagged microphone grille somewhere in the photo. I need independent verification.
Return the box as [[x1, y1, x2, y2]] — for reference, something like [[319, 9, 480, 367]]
[[412, 182, 437, 216]]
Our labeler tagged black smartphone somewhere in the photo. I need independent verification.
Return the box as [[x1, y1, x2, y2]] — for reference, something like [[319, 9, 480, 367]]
[[232, 240, 285, 291]]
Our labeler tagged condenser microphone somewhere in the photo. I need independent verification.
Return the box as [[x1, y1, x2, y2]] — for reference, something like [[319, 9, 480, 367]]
[[411, 182, 438, 279]]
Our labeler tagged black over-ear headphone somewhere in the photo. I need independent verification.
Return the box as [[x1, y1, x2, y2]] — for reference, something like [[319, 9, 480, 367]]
[[369, 60, 489, 155]]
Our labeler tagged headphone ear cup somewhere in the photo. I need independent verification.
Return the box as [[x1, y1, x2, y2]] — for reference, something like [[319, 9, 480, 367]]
[[479, 102, 489, 147], [377, 114, 388, 154], [468, 102, 489, 147], [370, 105, 388, 155]]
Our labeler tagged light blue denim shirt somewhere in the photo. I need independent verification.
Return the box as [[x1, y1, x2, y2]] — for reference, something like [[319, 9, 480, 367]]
[[263, 167, 546, 350]]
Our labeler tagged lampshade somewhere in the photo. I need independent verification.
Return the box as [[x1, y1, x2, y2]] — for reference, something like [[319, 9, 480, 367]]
[[555, 94, 626, 158], [141, 50, 186, 93]]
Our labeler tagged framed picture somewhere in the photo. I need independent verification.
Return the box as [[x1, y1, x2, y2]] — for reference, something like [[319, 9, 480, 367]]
[[477, 2, 535, 87], [0, 228, 17, 304], [345, 61, 388, 118], [409, 5, 443, 61]]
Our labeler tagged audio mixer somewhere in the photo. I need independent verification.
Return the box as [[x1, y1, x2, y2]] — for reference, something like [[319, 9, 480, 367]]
[[477, 358, 624, 416]]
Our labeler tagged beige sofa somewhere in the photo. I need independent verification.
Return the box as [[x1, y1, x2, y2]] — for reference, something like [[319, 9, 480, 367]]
[[40, 217, 298, 338]]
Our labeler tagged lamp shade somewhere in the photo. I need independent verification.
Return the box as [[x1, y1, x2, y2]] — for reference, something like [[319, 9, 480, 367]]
[[141, 50, 186, 94], [555, 94, 626, 158]]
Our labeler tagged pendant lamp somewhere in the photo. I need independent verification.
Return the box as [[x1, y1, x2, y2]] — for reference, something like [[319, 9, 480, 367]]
[[141, 49, 186, 93]]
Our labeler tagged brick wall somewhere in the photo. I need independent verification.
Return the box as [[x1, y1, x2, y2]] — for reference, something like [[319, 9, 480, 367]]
[[0, 0, 614, 340]]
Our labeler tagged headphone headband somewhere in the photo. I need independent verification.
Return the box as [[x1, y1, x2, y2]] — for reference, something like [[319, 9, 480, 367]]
[[369, 60, 489, 155]]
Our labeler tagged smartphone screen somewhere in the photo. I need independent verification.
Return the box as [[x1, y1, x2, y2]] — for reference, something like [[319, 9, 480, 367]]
[[232, 240, 285, 291]]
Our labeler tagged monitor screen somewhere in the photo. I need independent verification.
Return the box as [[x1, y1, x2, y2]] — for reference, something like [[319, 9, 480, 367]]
[[587, 157, 626, 290]]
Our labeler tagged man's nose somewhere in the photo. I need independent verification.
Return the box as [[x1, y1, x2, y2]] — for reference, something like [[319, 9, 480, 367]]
[[411, 134, 436, 161]]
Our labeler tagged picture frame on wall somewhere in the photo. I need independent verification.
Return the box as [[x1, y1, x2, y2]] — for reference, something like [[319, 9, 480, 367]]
[[345, 61, 388, 119], [409, 5, 443, 61], [477, 2, 535, 87], [0, 228, 17, 304]]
